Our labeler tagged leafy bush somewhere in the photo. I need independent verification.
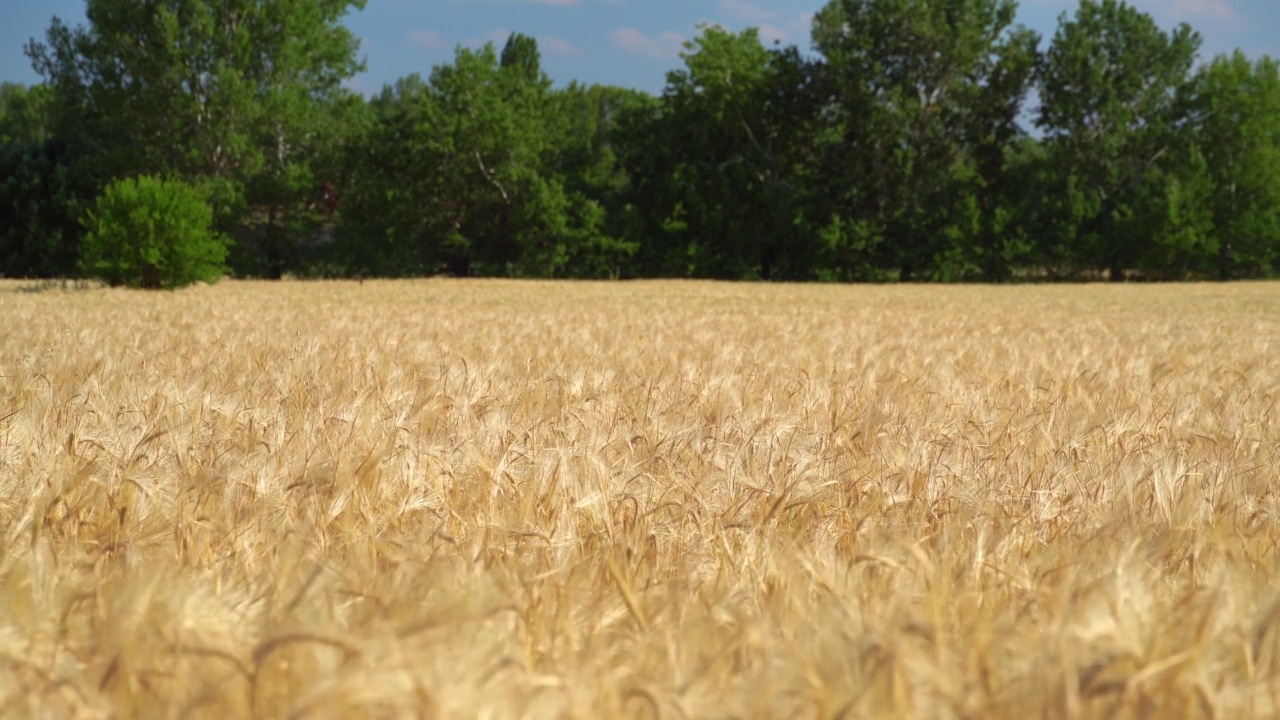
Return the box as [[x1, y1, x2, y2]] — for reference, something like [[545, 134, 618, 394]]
[[79, 175, 230, 289]]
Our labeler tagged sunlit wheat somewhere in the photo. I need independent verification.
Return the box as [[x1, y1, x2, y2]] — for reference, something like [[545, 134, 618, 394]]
[[1, 279, 1278, 719]]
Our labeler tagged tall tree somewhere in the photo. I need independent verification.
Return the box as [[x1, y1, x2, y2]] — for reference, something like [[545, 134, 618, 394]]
[[337, 35, 615, 277], [811, 0, 1037, 281], [1186, 52, 1280, 278], [636, 25, 823, 279], [0, 83, 52, 147], [26, 0, 367, 276], [331, 74, 427, 275], [544, 82, 647, 278], [1035, 0, 1201, 280], [0, 83, 94, 278], [963, 26, 1040, 281]]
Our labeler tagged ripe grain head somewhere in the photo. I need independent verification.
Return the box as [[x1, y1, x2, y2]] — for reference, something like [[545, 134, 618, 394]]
[[1, 279, 1278, 718]]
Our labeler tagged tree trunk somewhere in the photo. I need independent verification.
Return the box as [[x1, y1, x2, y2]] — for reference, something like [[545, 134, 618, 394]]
[[265, 204, 284, 280], [1109, 259, 1125, 282], [447, 255, 471, 277], [141, 263, 162, 290]]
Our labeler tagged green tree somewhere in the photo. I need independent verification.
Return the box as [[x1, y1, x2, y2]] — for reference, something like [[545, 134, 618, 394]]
[[963, 25, 1040, 281], [0, 83, 52, 146], [1133, 140, 1216, 279], [811, 0, 1038, 281], [27, 0, 367, 276], [1035, 0, 1201, 280], [0, 140, 94, 278], [543, 82, 648, 278], [0, 83, 95, 278], [331, 74, 427, 276], [627, 26, 824, 279], [79, 175, 230, 289], [1186, 52, 1280, 278], [234, 90, 368, 278], [337, 35, 615, 277]]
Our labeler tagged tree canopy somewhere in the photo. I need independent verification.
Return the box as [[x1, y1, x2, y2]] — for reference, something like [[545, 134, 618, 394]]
[[4, 0, 1278, 283]]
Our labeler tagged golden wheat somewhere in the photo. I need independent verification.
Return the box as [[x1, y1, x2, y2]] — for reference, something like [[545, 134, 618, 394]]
[[2, 278, 1279, 719]]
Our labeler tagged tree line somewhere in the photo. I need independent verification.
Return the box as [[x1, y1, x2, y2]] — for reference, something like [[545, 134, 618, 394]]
[[2, 0, 1279, 286]]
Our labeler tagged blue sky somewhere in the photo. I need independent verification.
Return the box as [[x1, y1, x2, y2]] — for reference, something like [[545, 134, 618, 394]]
[[3, 0, 1277, 95]]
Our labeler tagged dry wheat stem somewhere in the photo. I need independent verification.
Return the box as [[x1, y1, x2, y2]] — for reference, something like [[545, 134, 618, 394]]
[[1, 279, 1278, 719]]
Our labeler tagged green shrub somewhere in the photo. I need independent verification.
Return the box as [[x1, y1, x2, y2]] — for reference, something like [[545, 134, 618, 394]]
[[79, 175, 230, 289]]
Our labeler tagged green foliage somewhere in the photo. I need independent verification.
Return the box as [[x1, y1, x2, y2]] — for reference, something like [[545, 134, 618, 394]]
[[1035, 0, 1201, 280], [335, 35, 631, 279], [1186, 52, 1280, 277], [79, 176, 230, 289], [544, 83, 648, 277], [0, 138, 94, 278], [811, 0, 1038, 280], [0, 85, 94, 278], [0, 83, 52, 146], [14, 0, 1280, 283], [27, 0, 367, 278], [621, 26, 827, 279]]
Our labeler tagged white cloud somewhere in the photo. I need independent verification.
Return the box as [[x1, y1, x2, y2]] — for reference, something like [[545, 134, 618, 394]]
[[464, 28, 513, 48], [720, 0, 779, 24], [407, 29, 446, 50], [610, 27, 686, 59], [756, 24, 788, 45], [787, 11, 815, 38], [1167, 0, 1234, 21], [409, 28, 581, 57], [342, 76, 377, 97], [717, 2, 815, 45], [448, 0, 580, 3], [538, 35, 584, 56], [1028, 0, 1235, 22]]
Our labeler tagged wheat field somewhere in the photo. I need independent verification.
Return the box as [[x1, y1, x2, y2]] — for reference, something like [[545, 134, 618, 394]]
[[2, 279, 1279, 719]]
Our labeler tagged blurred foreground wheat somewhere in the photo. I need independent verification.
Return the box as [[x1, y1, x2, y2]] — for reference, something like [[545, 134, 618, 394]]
[[2, 279, 1279, 719]]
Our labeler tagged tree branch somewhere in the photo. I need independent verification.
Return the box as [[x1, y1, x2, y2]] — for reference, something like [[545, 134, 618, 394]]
[[474, 151, 511, 205]]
